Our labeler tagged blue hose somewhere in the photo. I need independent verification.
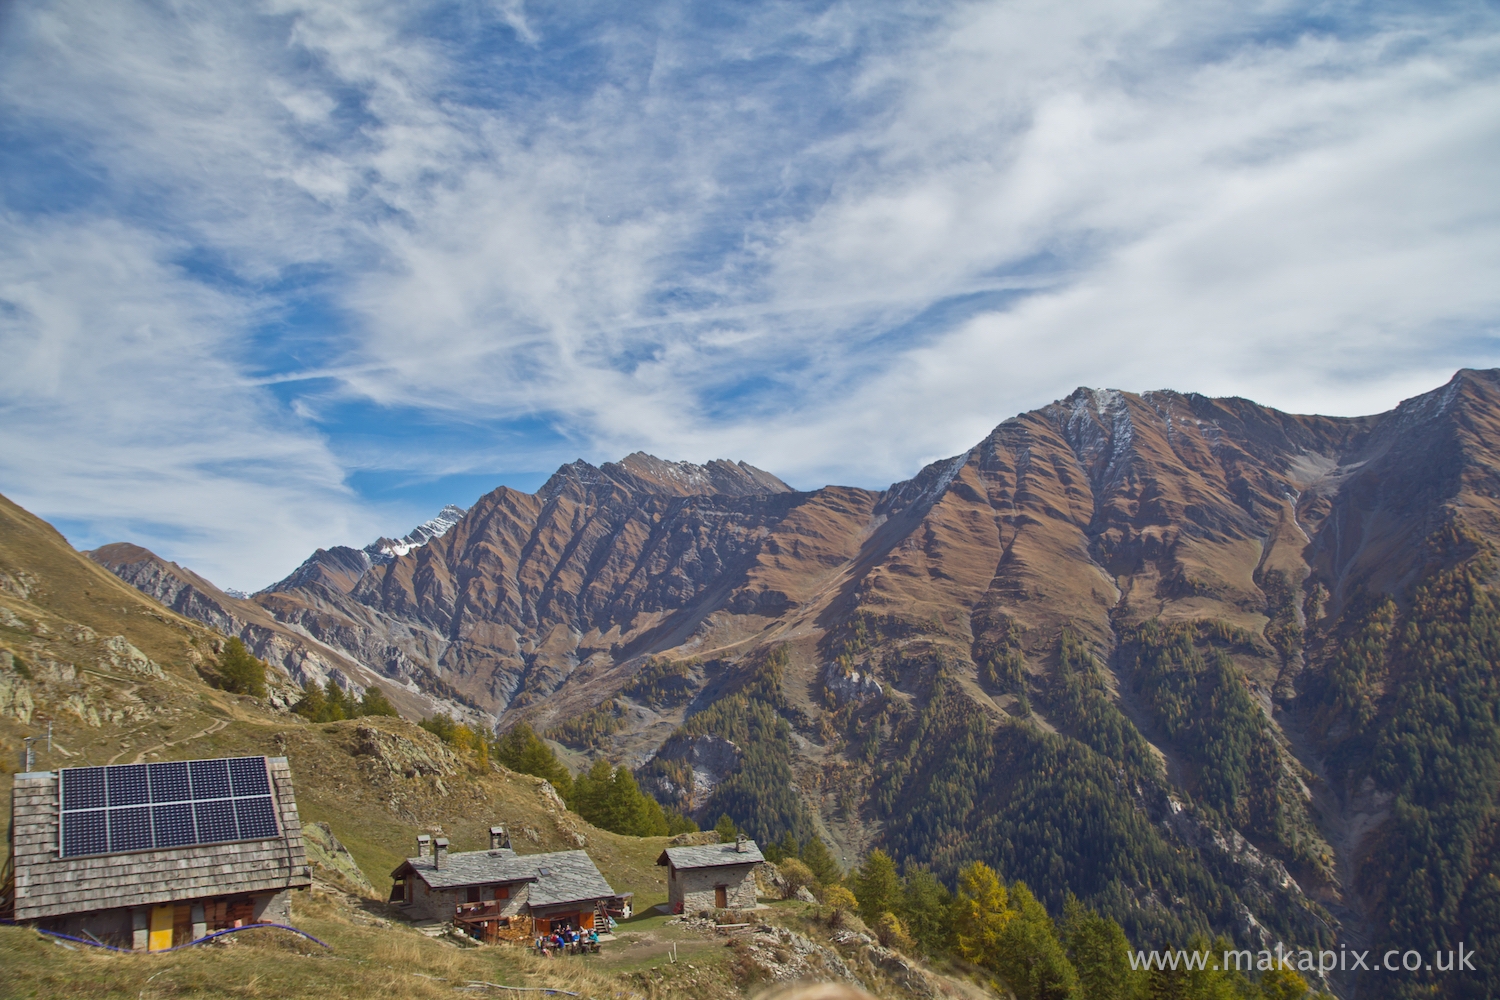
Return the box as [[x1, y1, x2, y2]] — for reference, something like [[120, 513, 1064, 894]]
[[36, 922, 332, 953]]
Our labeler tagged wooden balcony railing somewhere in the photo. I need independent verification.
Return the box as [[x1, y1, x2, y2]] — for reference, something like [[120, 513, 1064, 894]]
[[455, 901, 505, 921]]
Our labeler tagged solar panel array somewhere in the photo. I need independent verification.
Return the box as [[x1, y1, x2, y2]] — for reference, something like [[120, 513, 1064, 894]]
[[58, 756, 280, 857]]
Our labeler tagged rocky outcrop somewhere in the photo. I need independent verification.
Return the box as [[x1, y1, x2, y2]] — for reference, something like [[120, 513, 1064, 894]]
[[638, 734, 743, 809], [304, 821, 375, 894]]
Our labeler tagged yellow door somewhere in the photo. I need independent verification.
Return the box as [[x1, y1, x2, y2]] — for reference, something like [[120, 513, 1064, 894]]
[[148, 904, 175, 952]]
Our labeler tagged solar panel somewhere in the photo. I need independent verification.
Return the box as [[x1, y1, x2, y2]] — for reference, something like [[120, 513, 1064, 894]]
[[107, 764, 150, 807], [234, 796, 280, 840], [229, 756, 271, 796], [153, 802, 196, 847], [149, 760, 191, 802], [63, 809, 107, 857], [62, 767, 106, 811], [109, 805, 153, 853], [189, 758, 231, 799], [194, 799, 238, 843], [58, 755, 280, 857]]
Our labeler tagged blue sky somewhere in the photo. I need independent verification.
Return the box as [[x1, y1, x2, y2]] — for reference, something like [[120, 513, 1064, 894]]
[[2, 0, 1499, 590]]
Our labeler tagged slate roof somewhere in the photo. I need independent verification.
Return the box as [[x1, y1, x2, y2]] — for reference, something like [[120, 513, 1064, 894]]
[[396, 848, 614, 907], [656, 840, 764, 870]]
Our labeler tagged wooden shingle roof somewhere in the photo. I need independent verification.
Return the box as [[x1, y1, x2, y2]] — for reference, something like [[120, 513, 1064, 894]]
[[10, 757, 311, 922]]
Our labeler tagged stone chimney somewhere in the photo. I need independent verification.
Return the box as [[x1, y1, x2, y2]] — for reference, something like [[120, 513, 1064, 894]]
[[434, 838, 449, 869], [736, 833, 747, 853], [417, 834, 431, 858], [489, 825, 510, 851]]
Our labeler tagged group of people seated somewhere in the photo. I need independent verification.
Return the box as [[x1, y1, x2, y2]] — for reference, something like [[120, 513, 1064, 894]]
[[534, 922, 600, 956]]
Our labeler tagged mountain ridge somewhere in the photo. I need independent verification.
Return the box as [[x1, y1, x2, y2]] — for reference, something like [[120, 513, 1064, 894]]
[[83, 370, 1500, 997]]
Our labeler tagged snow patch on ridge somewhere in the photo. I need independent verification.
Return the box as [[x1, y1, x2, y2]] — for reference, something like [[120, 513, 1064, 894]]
[[365, 504, 467, 563], [1062, 387, 1136, 487]]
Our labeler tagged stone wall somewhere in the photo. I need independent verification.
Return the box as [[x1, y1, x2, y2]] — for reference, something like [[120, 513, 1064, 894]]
[[668, 861, 758, 912], [402, 879, 529, 923]]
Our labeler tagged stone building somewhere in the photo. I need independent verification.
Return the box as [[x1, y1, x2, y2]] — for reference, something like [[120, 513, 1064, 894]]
[[389, 827, 615, 942], [6, 756, 311, 951], [657, 835, 763, 913]]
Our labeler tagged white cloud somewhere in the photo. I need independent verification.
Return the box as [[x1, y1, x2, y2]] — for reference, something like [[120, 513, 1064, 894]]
[[1, 0, 1498, 583], [0, 217, 380, 589]]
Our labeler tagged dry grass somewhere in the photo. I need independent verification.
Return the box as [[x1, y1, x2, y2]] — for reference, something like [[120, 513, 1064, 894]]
[[1, 888, 641, 1000]]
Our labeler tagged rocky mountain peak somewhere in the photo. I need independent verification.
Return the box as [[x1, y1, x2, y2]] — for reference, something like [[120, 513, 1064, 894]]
[[539, 453, 793, 502], [604, 452, 793, 497], [364, 503, 468, 563]]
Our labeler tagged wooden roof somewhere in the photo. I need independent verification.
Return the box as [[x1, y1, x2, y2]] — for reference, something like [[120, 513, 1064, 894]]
[[10, 757, 311, 922]]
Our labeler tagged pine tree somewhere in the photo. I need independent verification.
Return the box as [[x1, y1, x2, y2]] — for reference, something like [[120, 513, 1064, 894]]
[[762, 827, 800, 863], [801, 835, 842, 885], [358, 684, 399, 717], [294, 680, 327, 719], [853, 849, 901, 925], [1061, 895, 1139, 1000], [322, 678, 349, 720], [494, 723, 574, 799], [218, 638, 267, 697], [901, 865, 954, 956], [992, 882, 1079, 1000], [715, 813, 739, 843], [954, 861, 1012, 967], [664, 810, 698, 835]]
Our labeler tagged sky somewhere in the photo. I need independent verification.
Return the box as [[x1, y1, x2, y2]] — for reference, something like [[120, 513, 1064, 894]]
[[2, 0, 1498, 591]]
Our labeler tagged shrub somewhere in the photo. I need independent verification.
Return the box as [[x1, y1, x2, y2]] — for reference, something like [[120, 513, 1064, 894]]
[[822, 885, 858, 923], [875, 911, 915, 952], [777, 857, 817, 899]]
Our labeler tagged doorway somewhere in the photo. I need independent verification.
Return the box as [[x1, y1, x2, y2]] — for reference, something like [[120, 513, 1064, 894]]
[[714, 886, 727, 908]]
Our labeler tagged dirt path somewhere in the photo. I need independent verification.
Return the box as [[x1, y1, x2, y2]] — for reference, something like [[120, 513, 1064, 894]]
[[108, 717, 230, 764]]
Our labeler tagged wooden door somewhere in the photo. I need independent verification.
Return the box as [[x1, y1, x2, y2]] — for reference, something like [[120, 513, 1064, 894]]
[[173, 904, 192, 946], [148, 904, 174, 952], [714, 886, 727, 908]]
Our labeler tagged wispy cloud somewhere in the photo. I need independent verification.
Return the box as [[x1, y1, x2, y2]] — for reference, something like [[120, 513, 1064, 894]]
[[2, 0, 1497, 588]]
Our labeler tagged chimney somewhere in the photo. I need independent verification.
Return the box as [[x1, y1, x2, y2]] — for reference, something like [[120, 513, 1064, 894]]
[[736, 833, 747, 853], [434, 838, 449, 869], [489, 825, 510, 851], [417, 834, 432, 858]]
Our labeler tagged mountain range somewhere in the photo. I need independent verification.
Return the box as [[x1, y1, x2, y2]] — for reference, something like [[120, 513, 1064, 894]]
[[58, 368, 1500, 997]]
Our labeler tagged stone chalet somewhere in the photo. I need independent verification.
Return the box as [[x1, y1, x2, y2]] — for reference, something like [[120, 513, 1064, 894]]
[[657, 835, 763, 913], [390, 827, 614, 942], [6, 756, 311, 951]]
